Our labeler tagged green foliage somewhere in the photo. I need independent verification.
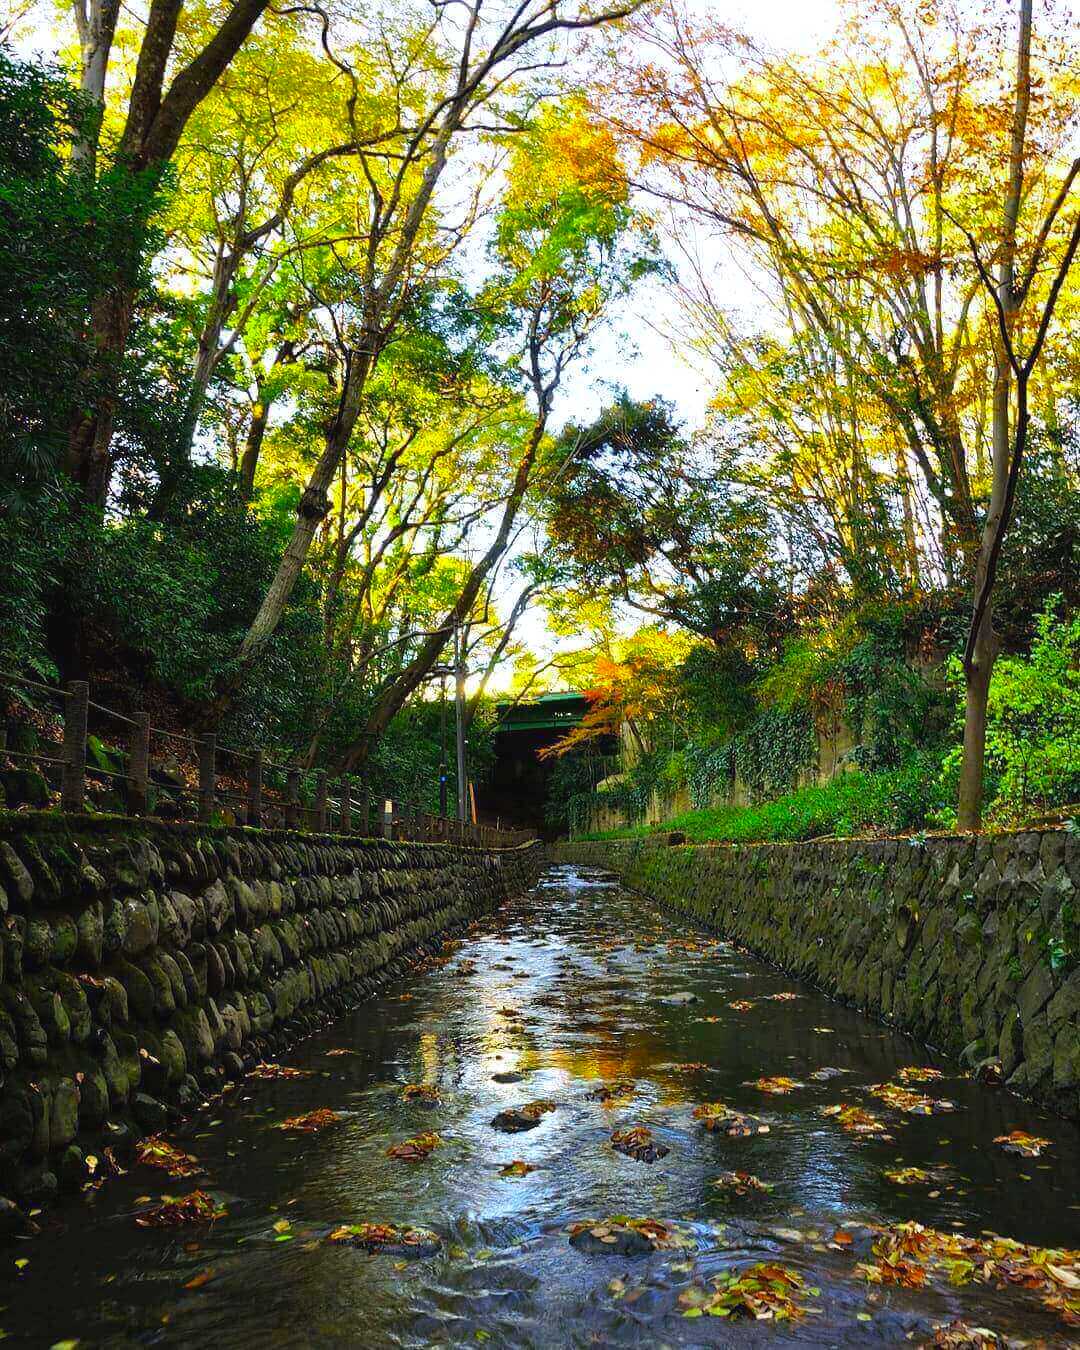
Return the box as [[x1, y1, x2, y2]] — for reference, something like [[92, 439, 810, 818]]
[[933, 598, 1080, 827], [581, 755, 947, 844], [0, 47, 160, 492], [683, 709, 817, 809]]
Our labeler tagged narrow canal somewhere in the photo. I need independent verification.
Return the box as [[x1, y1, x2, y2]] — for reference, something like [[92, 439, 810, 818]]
[[6, 865, 1080, 1347]]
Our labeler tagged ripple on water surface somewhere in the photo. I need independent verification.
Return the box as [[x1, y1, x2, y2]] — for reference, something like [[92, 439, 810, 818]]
[[4, 864, 1080, 1347]]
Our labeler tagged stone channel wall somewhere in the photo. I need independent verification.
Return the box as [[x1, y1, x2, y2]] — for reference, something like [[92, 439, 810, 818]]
[[0, 814, 542, 1209], [554, 832, 1080, 1120]]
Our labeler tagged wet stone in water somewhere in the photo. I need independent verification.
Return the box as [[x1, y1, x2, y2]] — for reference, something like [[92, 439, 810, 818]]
[[610, 1125, 669, 1163], [491, 1099, 555, 1132]]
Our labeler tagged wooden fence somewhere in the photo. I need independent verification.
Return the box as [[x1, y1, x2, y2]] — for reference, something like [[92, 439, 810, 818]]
[[0, 672, 534, 849]]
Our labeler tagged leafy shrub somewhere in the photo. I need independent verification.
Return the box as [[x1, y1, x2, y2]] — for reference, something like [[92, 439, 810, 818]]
[[933, 599, 1080, 827]]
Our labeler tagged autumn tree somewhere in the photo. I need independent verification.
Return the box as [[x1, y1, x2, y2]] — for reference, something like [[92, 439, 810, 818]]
[[955, 0, 1080, 829]]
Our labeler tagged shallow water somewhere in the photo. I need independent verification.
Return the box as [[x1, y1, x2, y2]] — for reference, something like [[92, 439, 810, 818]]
[[4, 864, 1079, 1347]]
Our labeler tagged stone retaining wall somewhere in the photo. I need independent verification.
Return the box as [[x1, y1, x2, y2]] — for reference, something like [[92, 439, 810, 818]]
[[555, 832, 1079, 1119], [0, 814, 541, 1209]]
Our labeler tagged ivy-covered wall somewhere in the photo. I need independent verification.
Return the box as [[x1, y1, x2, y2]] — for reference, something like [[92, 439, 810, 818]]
[[554, 831, 1080, 1120], [0, 814, 541, 1213]]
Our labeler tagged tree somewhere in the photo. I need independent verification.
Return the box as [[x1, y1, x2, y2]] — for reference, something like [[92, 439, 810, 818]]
[[955, 0, 1080, 829], [63, 0, 303, 499], [332, 100, 655, 768], [222, 1, 640, 710]]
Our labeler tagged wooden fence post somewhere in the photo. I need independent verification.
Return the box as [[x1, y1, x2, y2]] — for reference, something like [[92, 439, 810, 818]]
[[248, 749, 263, 828], [340, 777, 352, 834], [61, 680, 89, 813], [361, 788, 370, 836], [382, 797, 395, 839], [315, 771, 328, 831], [129, 711, 150, 816], [285, 767, 300, 829], [198, 733, 216, 823]]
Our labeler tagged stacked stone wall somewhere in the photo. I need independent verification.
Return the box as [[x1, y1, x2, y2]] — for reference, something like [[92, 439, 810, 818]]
[[555, 832, 1079, 1119], [0, 814, 541, 1208]]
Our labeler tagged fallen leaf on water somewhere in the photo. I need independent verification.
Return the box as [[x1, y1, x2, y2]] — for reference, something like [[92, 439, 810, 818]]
[[247, 1063, 312, 1081], [810, 1067, 849, 1081], [183, 1269, 215, 1290], [134, 1137, 201, 1178], [925, 1321, 1004, 1347], [994, 1130, 1050, 1158], [278, 1109, 341, 1134], [728, 1000, 755, 1013], [820, 1104, 890, 1137], [745, 1076, 802, 1095], [402, 1084, 441, 1107], [386, 1131, 441, 1163], [324, 1049, 354, 1057], [135, 1191, 226, 1228], [883, 1167, 935, 1186], [897, 1066, 945, 1085], [763, 992, 799, 1002], [694, 1016, 722, 1024], [499, 1160, 537, 1178], [711, 1171, 773, 1196], [869, 1083, 958, 1115], [679, 1263, 811, 1321]]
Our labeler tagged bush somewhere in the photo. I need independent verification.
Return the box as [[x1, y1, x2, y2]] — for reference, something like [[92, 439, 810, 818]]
[[932, 599, 1080, 828]]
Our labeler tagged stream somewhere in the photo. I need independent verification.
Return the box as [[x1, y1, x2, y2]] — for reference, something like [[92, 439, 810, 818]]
[[4, 863, 1079, 1347]]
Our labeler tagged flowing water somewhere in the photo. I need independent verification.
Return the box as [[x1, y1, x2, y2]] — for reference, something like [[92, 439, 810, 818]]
[[5, 864, 1080, 1347]]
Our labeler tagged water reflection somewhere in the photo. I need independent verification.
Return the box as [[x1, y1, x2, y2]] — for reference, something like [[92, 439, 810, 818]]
[[4, 864, 1079, 1347]]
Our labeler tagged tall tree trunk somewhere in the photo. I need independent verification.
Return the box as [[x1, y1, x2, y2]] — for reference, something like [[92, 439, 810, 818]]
[[238, 392, 270, 499], [177, 242, 240, 463], [71, 0, 121, 172], [957, 0, 1031, 831]]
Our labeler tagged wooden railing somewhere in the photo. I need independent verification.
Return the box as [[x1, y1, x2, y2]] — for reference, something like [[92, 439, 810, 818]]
[[0, 671, 535, 849]]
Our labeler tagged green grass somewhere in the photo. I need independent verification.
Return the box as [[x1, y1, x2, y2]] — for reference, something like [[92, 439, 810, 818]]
[[574, 760, 941, 845]]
